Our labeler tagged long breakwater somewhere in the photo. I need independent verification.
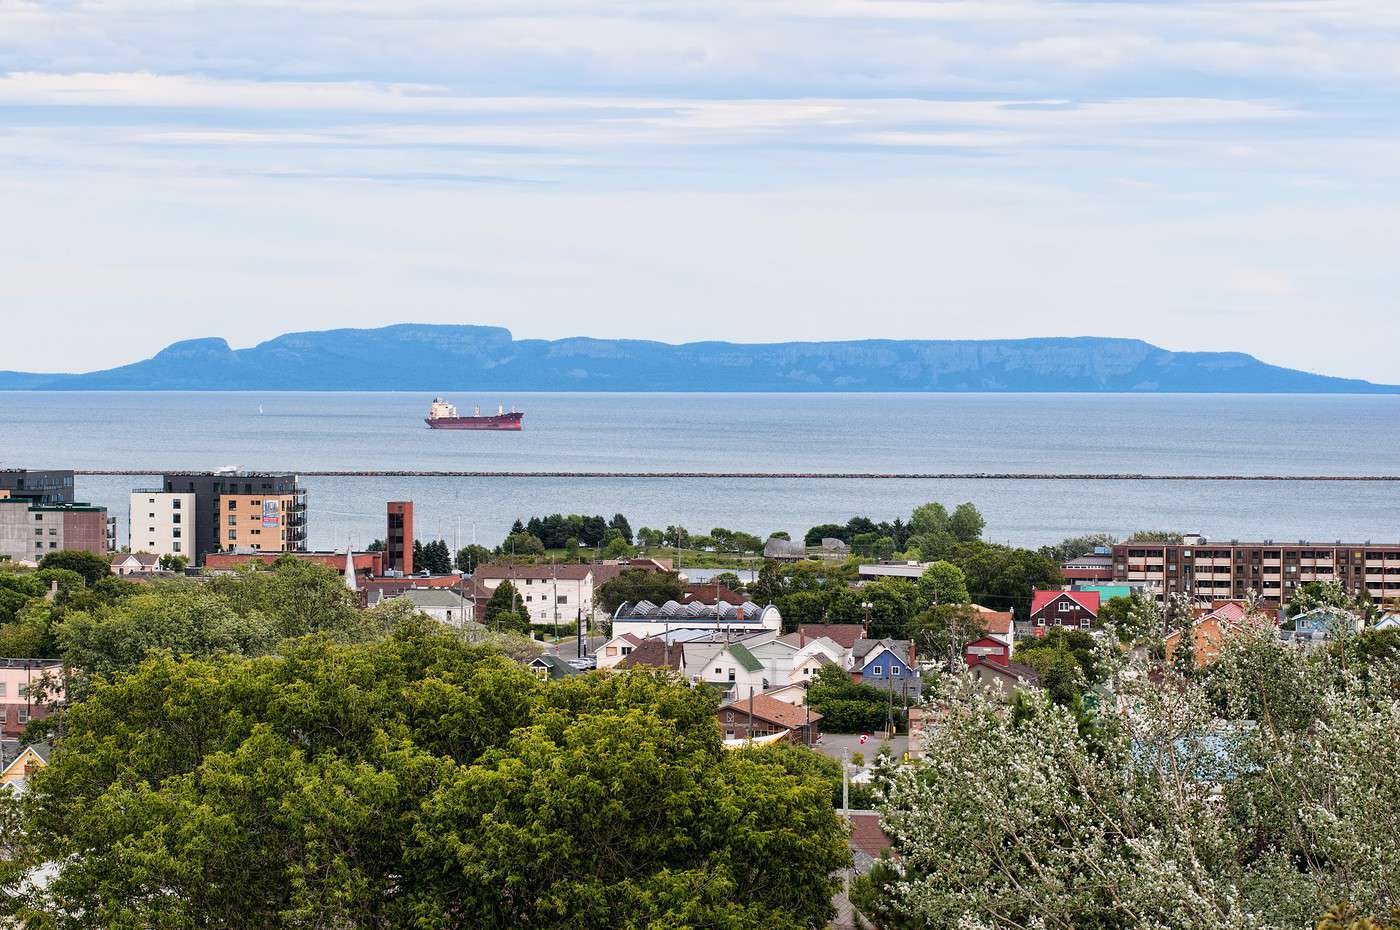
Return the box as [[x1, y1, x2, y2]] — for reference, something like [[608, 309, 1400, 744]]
[[75, 470, 1400, 481]]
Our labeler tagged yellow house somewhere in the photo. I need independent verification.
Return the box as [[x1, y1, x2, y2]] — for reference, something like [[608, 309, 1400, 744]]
[[0, 743, 49, 788]]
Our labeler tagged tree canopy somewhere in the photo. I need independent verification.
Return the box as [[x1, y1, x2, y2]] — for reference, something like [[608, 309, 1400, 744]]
[[5, 622, 850, 929]]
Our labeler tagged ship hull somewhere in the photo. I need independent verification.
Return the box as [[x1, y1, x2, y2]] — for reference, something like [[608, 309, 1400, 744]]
[[426, 412, 524, 430]]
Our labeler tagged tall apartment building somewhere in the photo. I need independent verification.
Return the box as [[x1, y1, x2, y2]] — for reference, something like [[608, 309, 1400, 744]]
[[161, 472, 306, 564], [0, 498, 111, 563], [1113, 536, 1400, 609], [128, 490, 196, 559], [386, 501, 414, 575], [0, 469, 75, 505]]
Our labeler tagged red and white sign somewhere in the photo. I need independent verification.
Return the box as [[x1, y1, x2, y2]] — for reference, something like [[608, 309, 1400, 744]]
[[858, 733, 870, 745]]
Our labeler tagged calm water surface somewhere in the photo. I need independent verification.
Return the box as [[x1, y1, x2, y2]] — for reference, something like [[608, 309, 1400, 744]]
[[3, 392, 1397, 550]]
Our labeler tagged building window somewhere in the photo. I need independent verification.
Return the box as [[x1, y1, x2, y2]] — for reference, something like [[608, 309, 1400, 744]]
[[1058, 601, 1072, 612], [228, 530, 237, 541], [1080, 618, 1090, 629], [173, 542, 181, 553], [871, 666, 883, 676], [892, 666, 902, 676], [728, 669, 735, 682], [228, 516, 236, 526], [557, 596, 567, 604]]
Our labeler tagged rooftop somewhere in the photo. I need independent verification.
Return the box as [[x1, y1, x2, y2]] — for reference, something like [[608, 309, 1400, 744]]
[[717, 692, 822, 729], [614, 599, 773, 623], [474, 563, 595, 581]]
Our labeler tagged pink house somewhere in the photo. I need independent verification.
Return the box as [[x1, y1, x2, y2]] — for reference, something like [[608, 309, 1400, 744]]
[[1, 659, 63, 738]]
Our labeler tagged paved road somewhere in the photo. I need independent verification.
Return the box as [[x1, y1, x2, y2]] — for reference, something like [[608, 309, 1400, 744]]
[[814, 732, 909, 762]]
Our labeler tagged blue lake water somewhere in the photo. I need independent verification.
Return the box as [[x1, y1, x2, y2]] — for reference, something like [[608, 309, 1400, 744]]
[[2, 392, 1397, 550]]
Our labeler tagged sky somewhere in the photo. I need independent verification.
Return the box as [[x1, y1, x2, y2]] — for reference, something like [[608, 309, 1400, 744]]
[[2, 0, 1399, 382]]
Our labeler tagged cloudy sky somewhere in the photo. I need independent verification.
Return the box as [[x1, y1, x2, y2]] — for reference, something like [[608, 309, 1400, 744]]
[[2, 0, 1398, 382]]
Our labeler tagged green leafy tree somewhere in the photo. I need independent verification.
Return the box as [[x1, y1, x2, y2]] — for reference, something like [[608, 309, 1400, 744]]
[[9, 627, 849, 929], [158, 553, 188, 572], [1038, 532, 1119, 564], [595, 569, 685, 613], [482, 580, 528, 631], [608, 513, 634, 545], [1288, 579, 1365, 619], [57, 583, 280, 682], [943, 541, 1062, 621], [207, 557, 369, 642], [918, 560, 970, 606], [948, 502, 986, 543], [454, 544, 492, 573], [499, 531, 546, 557], [37, 550, 111, 586], [910, 603, 985, 669]]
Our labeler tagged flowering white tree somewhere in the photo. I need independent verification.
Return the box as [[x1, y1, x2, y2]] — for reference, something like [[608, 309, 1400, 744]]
[[868, 624, 1400, 930]]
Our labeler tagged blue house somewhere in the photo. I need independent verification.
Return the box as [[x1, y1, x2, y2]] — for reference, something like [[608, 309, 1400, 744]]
[[1287, 606, 1362, 643], [853, 638, 919, 699]]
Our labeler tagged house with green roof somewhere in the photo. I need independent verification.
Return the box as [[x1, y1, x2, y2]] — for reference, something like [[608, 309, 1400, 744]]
[[682, 639, 770, 703]]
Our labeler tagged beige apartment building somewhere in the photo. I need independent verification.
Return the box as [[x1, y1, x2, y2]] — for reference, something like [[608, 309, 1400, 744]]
[[217, 492, 300, 552], [128, 490, 196, 559], [1113, 536, 1400, 609]]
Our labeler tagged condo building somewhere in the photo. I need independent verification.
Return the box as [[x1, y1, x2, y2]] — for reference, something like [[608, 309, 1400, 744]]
[[128, 490, 196, 559], [161, 472, 307, 564], [0, 498, 112, 563], [0, 469, 75, 505], [1113, 536, 1400, 609]]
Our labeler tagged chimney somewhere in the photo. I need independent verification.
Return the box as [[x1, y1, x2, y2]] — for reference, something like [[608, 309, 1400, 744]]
[[45, 579, 59, 602]]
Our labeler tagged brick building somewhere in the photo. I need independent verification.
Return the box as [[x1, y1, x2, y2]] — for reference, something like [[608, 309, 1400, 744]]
[[1113, 537, 1400, 609], [0, 498, 111, 563], [386, 502, 413, 575]]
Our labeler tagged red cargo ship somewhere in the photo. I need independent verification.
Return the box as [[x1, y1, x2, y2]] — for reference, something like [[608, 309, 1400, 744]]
[[425, 397, 524, 430]]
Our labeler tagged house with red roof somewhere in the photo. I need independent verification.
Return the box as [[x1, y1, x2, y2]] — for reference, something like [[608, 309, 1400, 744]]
[[1029, 590, 1100, 631], [1166, 601, 1275, 668]]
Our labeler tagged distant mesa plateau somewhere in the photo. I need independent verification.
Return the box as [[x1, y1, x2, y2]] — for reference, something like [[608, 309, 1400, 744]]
[[1, 324, 1395, 393]]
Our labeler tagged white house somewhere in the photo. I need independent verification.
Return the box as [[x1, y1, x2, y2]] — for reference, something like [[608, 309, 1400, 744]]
[[744, 631, 805, 688], [473, 564, 595, 626], [596, 633, 644, 670], [389, 588, 478, 629], [110, 552, 161, 576], [681, 641, 769, 703]]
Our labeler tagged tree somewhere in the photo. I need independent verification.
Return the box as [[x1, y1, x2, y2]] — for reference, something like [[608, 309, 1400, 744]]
[[636, 527, 665, 548], [909, 502, 950, 537], [365, 538, 385, 552], [499, 531, 545, 557], [1013, 627, 1104, 702], [608, 513, 634, 545], [454, 544, 492, 574], [1039, 532, 1119, 564], [56, 583, 280, 682], [207, 557, 369, 642], [9, 628, 849, 929], [415, 539, 452, 574], [483, 580, 526, 630], [918, 560, 970, 606], [948, 502, 986, 543], [600, 536, 634, 560], [826, 578, 921, 639], [158, 553, 188, 572], [1128, 529, 1185, 543], [1288, 579, 1364, 619], [910, 603, 985, 669], [596, 569, 685, 613], [37, 550, 110, 586], [943, 541, 1062, 621], [804, 523, 849, 546], [713, 571, 745, 594]]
